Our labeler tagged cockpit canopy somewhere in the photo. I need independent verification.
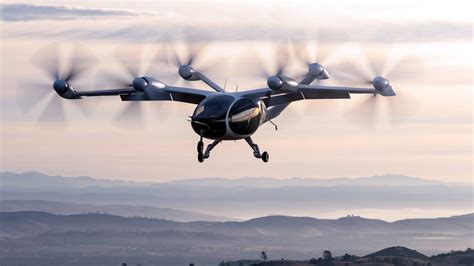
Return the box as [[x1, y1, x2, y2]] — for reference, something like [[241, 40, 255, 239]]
[[193, 94, 234, 120], [192, 94, 234, 139], [228, 98, 262, 135], [191, 95, 264, 139]]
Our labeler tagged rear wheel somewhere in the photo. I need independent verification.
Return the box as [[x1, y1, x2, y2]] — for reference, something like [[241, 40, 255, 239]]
[[197, 141, 204, 153], [261, 151, 269, 162], [198, 152, 204, 163]]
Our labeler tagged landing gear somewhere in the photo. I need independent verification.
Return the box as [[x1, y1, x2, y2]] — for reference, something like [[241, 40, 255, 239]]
[[196, 136, 268, 163], [197, 137, 221, 163], [197, 136, 204, 153], [245, 137, 269, 163]]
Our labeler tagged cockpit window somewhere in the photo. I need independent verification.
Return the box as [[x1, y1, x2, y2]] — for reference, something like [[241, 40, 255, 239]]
[[229, 98, 262, 135], [191, 95, 234, 139], [193, 94, 234, 120]]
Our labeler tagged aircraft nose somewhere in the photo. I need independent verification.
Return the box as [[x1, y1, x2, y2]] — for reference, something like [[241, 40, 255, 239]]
[[192, 114, 217, 123], [191, 116, 212, 131]]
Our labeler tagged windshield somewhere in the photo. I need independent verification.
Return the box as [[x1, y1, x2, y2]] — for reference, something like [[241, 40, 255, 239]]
[[228, 98, 262, 135], [193, 94, 234, 121]]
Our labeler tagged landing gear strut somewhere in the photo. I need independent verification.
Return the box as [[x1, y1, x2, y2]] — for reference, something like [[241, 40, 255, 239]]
[[245, 137, 269, 163], [197, 137, 221, 163]]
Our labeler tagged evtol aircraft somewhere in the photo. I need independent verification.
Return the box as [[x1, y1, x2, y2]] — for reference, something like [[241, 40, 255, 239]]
[[27, 42, 403, 163]]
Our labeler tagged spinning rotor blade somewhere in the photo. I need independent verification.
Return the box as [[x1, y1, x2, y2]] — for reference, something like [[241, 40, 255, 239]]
[[342, 45, 420, 127], [291, 29, 342, 83], [37, 93, 66, 125], [107, 44, 175, 126], [22, 44, 97, 125], [108, 44, 172, 86], [113, 101, 144, 129], [170, 42, 208, 68], [251, 42, 291, 80], [293, 39, 334, 68]]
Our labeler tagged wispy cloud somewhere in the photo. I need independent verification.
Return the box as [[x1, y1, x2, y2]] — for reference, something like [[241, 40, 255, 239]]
[[0, 3, 156, 21], [2, 18, 470, 44]]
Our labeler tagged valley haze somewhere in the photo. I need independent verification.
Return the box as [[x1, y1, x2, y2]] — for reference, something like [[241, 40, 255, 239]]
[[1, 171, 472, 221]]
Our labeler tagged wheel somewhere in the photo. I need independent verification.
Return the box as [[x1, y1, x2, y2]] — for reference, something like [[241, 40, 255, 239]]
[[198, 152, 204, 163], [261, 151, 269, 162], [197, 141, 204, 153]]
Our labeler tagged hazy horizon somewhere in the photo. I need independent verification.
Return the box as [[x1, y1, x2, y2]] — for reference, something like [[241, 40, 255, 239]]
[[2, 169, 472, 184], [2, 171, 472, 221]]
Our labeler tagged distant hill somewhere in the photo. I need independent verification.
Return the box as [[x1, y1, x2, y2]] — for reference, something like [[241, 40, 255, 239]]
[[0, 171, 153, 189], [1, 211, 472, 239], [1, 211, 472, 265], [0, 200, 235, 222], [364, 246, 428, 259], [227, 247, 474, 266], [162, 174, 457, 187], [2, 172, 472, 220], [2, 172, 467, 190]]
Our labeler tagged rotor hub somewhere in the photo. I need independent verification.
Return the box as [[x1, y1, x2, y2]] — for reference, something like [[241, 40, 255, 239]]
[[132, 77, 148, 91], [179, 65, 195, 80], [267, 75, 283, 91], [308, 63, 324, 76], [373, 76, 389, 91], [53, 79, 69, 94]]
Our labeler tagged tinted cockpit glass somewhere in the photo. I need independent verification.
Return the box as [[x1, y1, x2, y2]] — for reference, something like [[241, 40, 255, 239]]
[[191, 95, 234, 139], [193, 95, 234, 120], [228, 98, 262, 135]]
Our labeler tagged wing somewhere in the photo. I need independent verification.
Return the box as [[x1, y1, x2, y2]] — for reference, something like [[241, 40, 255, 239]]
[[68, 78, 214, 105], [239, 84, 377, 107], [119, 86, 214, 104]]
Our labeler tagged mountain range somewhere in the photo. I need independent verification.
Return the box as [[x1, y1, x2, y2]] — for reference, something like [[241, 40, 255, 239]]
[[0, 171, 472, 265], [0, 200, 234, 222], [1, 171, 472, 219], [2, 171, 468, 189], [0, 211, 472, 265]]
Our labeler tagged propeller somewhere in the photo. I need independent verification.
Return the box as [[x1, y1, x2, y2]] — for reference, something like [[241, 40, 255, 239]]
[[170, 42, 207, 69], [19, 43, 97, 125], [168, 41, 225, 83], [254, 42, 291, 80], [290, 30, 345, 85], [106, 43, 174, 128], [340, 45, 420, 127], [288, 35, 344, 116]]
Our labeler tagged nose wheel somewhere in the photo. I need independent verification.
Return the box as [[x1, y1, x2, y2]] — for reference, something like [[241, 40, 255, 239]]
[[197, 137, 221, 163], [245, 137, 269, 163]]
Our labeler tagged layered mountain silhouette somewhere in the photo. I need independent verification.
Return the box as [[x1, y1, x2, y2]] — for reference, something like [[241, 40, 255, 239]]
[[0, 171, 472, 265], [0, 211, 472, 265], [2, 171, 467, 189], [0, 200, 234, 222], [1, 171, 471, 219]]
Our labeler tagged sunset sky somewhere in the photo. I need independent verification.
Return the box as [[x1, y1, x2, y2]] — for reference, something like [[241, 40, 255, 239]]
[[1, 0, 472, 183]]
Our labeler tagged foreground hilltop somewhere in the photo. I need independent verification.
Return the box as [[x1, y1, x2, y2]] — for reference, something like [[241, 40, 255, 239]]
[[226, 247, 474, 266]]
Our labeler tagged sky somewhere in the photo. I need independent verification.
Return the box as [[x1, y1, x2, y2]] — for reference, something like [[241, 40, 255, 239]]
[[0, 0, 472, 182]]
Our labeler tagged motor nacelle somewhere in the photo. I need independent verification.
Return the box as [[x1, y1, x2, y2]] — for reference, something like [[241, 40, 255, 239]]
[[308, 63, 329, 80], [53, 79, 79, 99], [372, 76, 396, 96], [132, 77, 148, 91], [267, 75, 298, 92], [178, 65, 200, 81]]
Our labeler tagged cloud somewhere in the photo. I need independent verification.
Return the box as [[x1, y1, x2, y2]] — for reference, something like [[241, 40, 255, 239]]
[[1, 3, 470, 43], [1, 19, 471, 44], [0, 3, 154, 21]]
